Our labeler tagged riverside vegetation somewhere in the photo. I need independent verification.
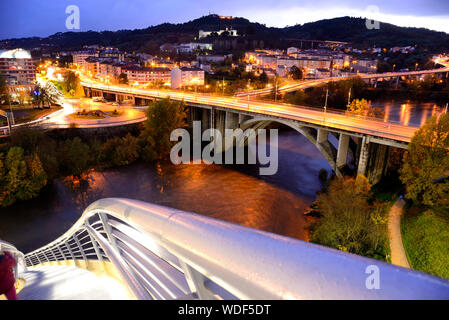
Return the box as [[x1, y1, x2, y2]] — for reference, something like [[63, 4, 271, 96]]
[[0, 98, 186, 207], [308, 114, 449, 277]]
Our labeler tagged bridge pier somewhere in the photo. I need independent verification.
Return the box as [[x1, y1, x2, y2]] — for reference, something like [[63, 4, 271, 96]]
[[225, 111, 240, 130], [357, 136, 390, 185], [336, 134, 350, 170]]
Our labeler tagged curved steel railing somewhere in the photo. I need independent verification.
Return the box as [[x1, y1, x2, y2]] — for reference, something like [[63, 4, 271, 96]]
[[23, 198, 449, 300]]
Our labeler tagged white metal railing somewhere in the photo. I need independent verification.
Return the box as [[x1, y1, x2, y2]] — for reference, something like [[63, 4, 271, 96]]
[[22, 198, 449, 300]]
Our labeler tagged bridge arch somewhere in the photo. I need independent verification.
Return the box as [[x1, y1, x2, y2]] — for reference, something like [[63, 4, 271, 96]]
[[238, 117, 340, 176]]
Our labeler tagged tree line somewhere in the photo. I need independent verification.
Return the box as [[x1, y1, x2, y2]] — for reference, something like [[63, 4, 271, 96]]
[[0, 98, 187, 207], [308, 113, 449, 261]]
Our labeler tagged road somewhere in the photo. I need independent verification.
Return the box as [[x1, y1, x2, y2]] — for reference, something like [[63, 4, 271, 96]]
[[236, 56, 449, 97], [0, 77, 146, 134]]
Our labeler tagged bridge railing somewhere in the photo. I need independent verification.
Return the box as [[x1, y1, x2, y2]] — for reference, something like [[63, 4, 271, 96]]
[[82, 81, 422, 130], [24, 198, 449, 300]]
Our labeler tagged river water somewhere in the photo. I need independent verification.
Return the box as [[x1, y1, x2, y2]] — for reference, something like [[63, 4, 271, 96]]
[[0, 131, 331, 253], [372, 100, 446, 127], [0, 100, 443, 253]]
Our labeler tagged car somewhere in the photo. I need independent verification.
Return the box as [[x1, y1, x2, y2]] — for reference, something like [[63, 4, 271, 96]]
[[92, 97, 106, 103]]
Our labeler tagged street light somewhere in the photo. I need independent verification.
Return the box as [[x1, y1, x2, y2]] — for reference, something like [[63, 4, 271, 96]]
[[324, 88, 328, 122]]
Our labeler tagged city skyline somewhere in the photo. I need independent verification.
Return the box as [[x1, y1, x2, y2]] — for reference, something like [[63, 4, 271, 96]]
[[1, 0, 449, 40]]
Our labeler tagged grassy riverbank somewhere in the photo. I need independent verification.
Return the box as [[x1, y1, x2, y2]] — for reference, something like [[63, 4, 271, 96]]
[[401, 206, 449, 279]]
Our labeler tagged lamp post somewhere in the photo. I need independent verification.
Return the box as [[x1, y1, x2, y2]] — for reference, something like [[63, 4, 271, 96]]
[[324, 88, 328, 122], [347, 87, 351, 111], [274, 77, 278, 103], [6, 85, 14, 126]]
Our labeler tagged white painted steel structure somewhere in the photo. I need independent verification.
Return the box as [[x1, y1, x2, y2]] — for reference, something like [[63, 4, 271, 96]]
[[6, 198, 448, 300]]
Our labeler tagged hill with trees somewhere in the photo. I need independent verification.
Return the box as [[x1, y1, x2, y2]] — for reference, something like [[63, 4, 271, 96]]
[[1, 15, 448, 53]]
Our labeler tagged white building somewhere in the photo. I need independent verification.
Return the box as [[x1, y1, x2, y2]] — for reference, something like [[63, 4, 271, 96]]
[[352, 59, 378, 73], [287, 47, 299, 55], [177, 42, 213, 53], [197, 54, 232, 64], [171, 67, 205, 89], [0, 49, 36, 99], [72, 51, 99, 69], [198, 28, 237, 39], [0, 49, 36, 84], [122, 67, 171, 85]]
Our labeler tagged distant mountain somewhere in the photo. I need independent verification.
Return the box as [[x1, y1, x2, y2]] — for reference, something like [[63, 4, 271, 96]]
[[285, 17, 449, 51], [1, 15, 448, 54]]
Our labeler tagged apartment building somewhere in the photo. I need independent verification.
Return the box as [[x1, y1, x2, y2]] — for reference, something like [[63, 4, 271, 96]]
[[122, 66, 171, 85], [72, 50, 99, 69], [177, 42, 213, 53], [0, 49, 36, 97], [170, 67, 205, 89]]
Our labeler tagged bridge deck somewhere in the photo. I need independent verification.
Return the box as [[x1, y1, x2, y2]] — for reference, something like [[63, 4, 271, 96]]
[[18, 265, 130, 300], [83, 81, 417, 144]]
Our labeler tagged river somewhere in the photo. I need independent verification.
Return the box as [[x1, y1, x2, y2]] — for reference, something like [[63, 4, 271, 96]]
[[0, 130, 331, 253], [0, 100, 443, 253], [372, 100, 446, 127]]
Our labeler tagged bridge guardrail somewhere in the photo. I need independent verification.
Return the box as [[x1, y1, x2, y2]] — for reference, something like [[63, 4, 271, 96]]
[[23, 198, 449, 300], [82, 81, 418, 128]]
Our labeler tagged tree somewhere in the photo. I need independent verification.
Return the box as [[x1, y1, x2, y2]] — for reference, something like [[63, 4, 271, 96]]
[[17, 90, 30, 105], [101, 134, 140, 167], [139, 98, 187, 162], [10, 128, 60, 179], [400, 114, 449, 210], [346, 99, 384, 119], [289, 66, 303, 80], [259, 71, 268, 84], [32, 84, 58, 108], [60, 137, 90, 177], [310, 175, 387, 259], [118, 73, 128, 85], [41, 84, 59, 107], [0, 75, 9, 104], [63, 71, 84, 97], [0, 147, 47, 207]]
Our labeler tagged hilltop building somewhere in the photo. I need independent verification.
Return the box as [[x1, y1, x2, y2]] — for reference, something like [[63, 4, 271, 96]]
[[199, 28, 238, 39]]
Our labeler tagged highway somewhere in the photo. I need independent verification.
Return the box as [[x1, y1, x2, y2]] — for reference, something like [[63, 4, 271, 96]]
[[236, 56, 449, 97], [0, 75, 146, 134], [82, 79, 418, 143]]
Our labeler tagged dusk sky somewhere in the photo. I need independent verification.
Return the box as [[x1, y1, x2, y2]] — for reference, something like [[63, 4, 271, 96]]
[[0, 0, 448, 40]]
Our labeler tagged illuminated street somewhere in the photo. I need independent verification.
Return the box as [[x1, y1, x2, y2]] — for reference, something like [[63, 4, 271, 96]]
[[81, 77, 418, 143]]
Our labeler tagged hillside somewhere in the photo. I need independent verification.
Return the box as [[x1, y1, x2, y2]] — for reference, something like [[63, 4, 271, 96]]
[[286, 17, 449, 51], [1, 15, 448, 54]]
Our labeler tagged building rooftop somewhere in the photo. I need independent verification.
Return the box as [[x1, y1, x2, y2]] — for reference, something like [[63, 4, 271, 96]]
[[179, 67, 204, 72], [122, 66, 170, 72], [0, 48, 32, 59]]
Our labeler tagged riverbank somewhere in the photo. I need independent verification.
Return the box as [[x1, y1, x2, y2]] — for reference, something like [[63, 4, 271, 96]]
[[0, 130, 330, 253], [387, 198, 410, 268], [401, 205, 449, 279]]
